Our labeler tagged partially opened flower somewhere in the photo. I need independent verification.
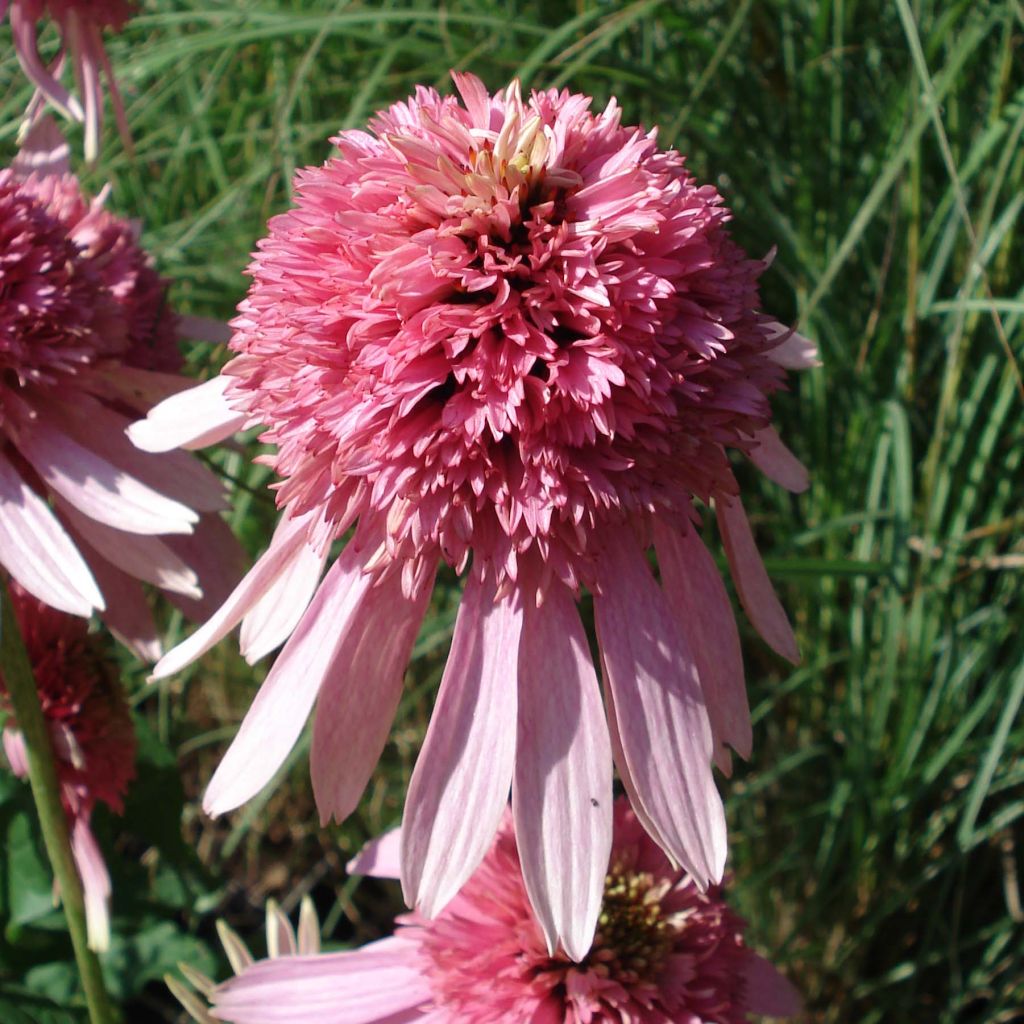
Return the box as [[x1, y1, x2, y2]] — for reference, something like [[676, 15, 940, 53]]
[[134, 75, 817, 956], [3, 0, 135, 160], [0, 119, 239, 659], [174, 800, 802, 1023], [0, 582, 136, 951]]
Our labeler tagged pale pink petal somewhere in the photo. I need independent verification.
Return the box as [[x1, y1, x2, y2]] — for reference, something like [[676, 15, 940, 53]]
[[265, 902, 296, 958], [70, 816, 111, 953], [69, 17, 102, 163], [211, 938, 431, 1024], [14, 416, 198, 536], [203, 543, 375, 816], [296, 897, 320, 956], [12, 114, 70, 178], [401, 571, 522, 918], [3, 729, 29, 777], [747, 427, 809, 494], [741, 952, 803, 1017], [239, 528, 326, 664], [765, 320, 820, 370], [513, 579, 612, 962], [57, 500, 201, 599], [151, 514, 310, 680], [51, 394, 226, 513], [8, 5, 84, 122], [715, 495, 800, 665], [76, 548, 162, 661], [593, 528, 726, 887], [653, 517, 751, 762], [347, 828, 402, 880], [177, 315, 233, 345], [310, 564, 434, 825], [128, 375, 247, 453], [0, 451, 104, 616]]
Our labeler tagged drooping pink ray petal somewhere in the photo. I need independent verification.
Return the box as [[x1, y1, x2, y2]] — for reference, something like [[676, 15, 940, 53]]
[[310, 563, 434, 825], [212, 939, 432, 1024], [401, 571, 522, 918], [14, 415, 198, 536], [8, 4, 85, 122], [67, 11, 102, 163], [163, 513, 247, 622], [91, 21, 133, 155], [0, 451, 104, 616], [150, 513, 312, 680], [748, 426, 809, 493], [765, 319, 821, 369], [127, 375, 246, 453], [70, 815, 111, 952], [58, 499, 201, 599], [347, 827, 402, 880], [203, 543, 377, 817], [3, 729, 29, 776], [239, 528, 326, 665], [513, 577, 612, 962], [11, 115, 70, 179], [741, 952, 804, 1017], [653, 516, 752, 763], [593, 527, 726, 887], [715, 494, 800, 665]]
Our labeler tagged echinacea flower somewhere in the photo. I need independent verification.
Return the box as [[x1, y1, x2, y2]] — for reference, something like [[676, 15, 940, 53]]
[[133, 75, 817, 957], [3, 0, 135, 160], [0, 118, 239, 659], [173, 800, 802, 1023], [0, 582, 136, 951]]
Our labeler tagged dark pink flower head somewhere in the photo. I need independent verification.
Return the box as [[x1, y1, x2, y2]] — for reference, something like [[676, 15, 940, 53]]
[[199, 801, 802, 1024], [227, 75, 784, 592], [4, 0, 135, 160], [0, 122, 239, 657], [137, 76, 817, 961], [0, 581, 136, 950]]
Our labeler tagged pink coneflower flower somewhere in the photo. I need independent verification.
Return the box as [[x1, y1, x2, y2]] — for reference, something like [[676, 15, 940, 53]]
[[3, 0, 134, 160], [0, 582, 136, 951], [133, 75, 817, 956], [0, 118, 238, 659], [174, 800, 802, 1023]]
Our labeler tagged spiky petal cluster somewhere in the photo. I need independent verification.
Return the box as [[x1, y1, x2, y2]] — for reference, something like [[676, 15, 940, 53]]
[[3, 0, 135, 160], [0, 121, 238, 659], [187, 802, 801, 1024], [135, 75, 817, 957], [0, 583, 136, 950]]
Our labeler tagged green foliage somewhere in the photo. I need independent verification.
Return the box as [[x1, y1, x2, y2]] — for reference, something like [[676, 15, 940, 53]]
[[0, 2, 1021, 1021]]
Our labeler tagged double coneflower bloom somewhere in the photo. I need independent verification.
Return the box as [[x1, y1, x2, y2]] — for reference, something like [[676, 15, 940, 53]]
[[135, 74, 815, 960], [174, 799, 801, 1023]]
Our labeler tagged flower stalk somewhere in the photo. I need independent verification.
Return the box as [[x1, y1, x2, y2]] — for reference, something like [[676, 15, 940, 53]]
[[0, 584, 117, 1024]]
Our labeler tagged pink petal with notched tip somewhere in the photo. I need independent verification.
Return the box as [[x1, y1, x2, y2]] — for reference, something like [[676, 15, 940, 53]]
[[0, 451, 104, 616], [8, 4, 84, 122], [748, 426, 809, 493], [310, 563, 434, 826], [401, 570, 522, 919], [151, 513, 311, 680], [203, 543, 376, 817], [593, 527, 726, 887], [653, 517, 751, 763], [127, 375, 246, 453], [715, 494, 800, 665], [240, 528, 326, 665], [211, 938, 432, 1024], [514, 577, 612, 962], [13, 415, 197, 536], [347, 827, 402, 880]]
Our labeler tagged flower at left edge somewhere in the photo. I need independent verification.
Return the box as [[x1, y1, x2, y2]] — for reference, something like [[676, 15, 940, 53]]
[[0, 117, 242, 659], [0, 582, 137, 951], [2, 0, 136, 160]]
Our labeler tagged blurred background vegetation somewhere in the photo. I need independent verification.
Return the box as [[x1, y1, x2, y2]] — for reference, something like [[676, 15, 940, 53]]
[[1, 1, 1022, 1021]]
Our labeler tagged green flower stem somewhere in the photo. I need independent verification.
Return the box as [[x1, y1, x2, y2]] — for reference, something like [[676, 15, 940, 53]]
[[0, 586, 117, 1024]]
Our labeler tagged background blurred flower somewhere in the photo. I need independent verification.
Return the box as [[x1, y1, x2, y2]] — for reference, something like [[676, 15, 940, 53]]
[[174, 800, 801, 1023], [2, 0, 135, 160], [134, 74, 815, 957], [0, 582, 136, 951], [0, 118, 240, 659]]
